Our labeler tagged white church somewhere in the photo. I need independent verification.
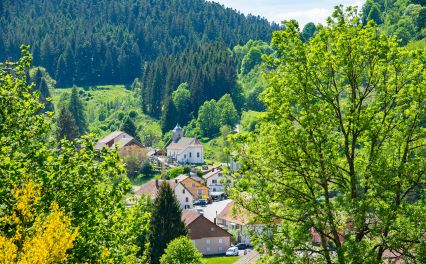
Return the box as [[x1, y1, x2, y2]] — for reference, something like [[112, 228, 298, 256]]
[[166, 124, 204, 164]]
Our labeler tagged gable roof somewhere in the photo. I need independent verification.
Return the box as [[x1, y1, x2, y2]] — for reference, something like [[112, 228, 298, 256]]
[[175, 174, 203, 183], [180, 177, 209, 197], [203, 167, 223, 180], [182, 209, 231, 239], [216, 201, 248, 226], [167, 137, 203, 153], [95, 131, 143, 149], [133, 179, 180, 198]]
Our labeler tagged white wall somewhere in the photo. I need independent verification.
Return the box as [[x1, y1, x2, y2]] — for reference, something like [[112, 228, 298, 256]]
[[206, 174, 225, 193], [174, 184, 193, 209], [176, 146, 204, 164]]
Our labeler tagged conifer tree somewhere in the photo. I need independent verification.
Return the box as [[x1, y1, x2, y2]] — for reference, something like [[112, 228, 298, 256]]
[[57, 107, 79, 141], [121, 116, 140, 141], [160, 98, 177, 134], [68, 87, 86, 135], [149, 182, 187, 264], [38, 78, 54, 112], [367, 4, 383, 24]]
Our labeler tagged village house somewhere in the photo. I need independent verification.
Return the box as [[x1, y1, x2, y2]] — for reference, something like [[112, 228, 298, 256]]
[[133, 179, 194, 209], [203, 167, 231, 199], [95, 131, 143, 150], [216, 201, 252, 245], [182, 209, 231, 256], [179, 176, 209, 201], [167, 124, 204, 164]]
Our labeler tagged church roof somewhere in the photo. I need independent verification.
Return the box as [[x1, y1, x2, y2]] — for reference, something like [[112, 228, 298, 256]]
[[167, 137, 202, 152], [173, 124, 183, 131]]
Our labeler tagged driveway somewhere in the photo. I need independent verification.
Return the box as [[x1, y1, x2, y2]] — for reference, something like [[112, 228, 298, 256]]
[[199, 199, 232, 222]]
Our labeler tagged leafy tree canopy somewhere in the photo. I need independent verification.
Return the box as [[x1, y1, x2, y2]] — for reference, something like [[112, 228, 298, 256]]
[[231, 7, 426, 263]]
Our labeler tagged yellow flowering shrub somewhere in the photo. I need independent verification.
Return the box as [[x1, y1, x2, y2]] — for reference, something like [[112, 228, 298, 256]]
[[0, 181, 78, 264]]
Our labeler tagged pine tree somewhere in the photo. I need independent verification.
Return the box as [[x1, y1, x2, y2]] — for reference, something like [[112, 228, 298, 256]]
[[32, 68, 43, 88], [161, 98, 177, 134], [68, 87, 86, 135], [121, 116, 139, 141], [57, 106, 79, 140], [149, 182, 187, 264], [367, 4, 383, 25], [38, 78, 54, 112]]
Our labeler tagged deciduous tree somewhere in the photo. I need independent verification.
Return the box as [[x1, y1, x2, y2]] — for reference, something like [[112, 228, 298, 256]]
[[160, 236, 202, 264], [231, 8, 426, 263]]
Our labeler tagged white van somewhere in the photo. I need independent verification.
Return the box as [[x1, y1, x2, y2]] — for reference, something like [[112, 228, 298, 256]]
[[225, 246, 239, 256]]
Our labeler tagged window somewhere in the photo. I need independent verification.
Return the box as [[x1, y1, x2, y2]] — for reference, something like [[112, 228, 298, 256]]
[[184, 154, 186, 158], [219, 246, 222, 252], [197, 152, 200, 158], [185, 197, 189, 202], [189, 152, 192, 157], [206, 239, 210, 244], [219, 239, 223, 244], [188, 229, 191, 233], [192, 183, 196, 187], [210, 227, 215, 231], [213, 188, 216, 192], [212, 180, 217, 184], [197, 190, 202, 195], [182, 189, 185, 194], [206, 247, 210, 252]]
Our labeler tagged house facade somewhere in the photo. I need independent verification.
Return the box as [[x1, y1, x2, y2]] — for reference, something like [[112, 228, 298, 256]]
[[167, 124, 204, 164], [133, 179, 194, 209], [203, 167, 229, 194], [182, 210, 231, 256], [95, 131, 143, 150], [180, 177, 209, 200], [216, 201, 251, 245]]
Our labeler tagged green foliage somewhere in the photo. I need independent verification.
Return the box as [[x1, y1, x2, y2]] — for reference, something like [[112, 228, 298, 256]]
[[1, 0, 276, 86], [0, 47, 149, 262], [217, 94, 239, 128], [149, 182, 187, 264], [166, 167, 185, 180], [160, 236, 203, 264], [130, 196, 152, 261], [240, 111, 262, 132], [56, 106, 79, 141], [161, 98, 177, 134], [231, 7, 426, 263], [68, 87, 87, 135], [367, 3, 383, 24], [172, 83, 192, 125], [121, 116, 140, 141], [197, 94, 239, 138], [301, 22, 317, 42], [197, 100, 221, 138], [362, 0, 426, 45], [240, 47, 262, 74]]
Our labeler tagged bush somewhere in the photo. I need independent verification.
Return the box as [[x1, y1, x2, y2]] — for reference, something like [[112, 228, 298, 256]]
[[166, 167, 184, 180], [160, 236, 202, 264]]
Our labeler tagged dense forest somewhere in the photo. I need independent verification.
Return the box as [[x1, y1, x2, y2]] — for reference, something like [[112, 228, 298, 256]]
[[0, 0, 278, 87], [362, 0, 426, 45]]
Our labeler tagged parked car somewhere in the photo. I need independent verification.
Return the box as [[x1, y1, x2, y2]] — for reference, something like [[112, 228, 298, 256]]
[[193, 199, 207, 207], [225, 246, 239, 256], [235, 243, 248, 250]]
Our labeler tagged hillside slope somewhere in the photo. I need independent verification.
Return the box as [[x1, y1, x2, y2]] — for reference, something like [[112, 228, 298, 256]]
[[0, 0, 278, 87]]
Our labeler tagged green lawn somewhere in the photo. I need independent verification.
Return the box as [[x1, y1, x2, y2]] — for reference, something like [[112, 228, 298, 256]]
[[203, 256, 240, 264]]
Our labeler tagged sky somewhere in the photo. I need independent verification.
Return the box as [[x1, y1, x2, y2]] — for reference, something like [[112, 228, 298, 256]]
[[210, 0, 365, 26]]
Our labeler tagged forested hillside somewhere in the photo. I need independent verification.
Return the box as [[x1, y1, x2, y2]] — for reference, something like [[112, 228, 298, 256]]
[[0, 0, 277, 87], [362, 0, 426, 45]]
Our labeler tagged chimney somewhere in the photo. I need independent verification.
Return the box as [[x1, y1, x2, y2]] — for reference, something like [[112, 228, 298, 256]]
[[214, 218, 217, 224], [175, 179, 178, 183]]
